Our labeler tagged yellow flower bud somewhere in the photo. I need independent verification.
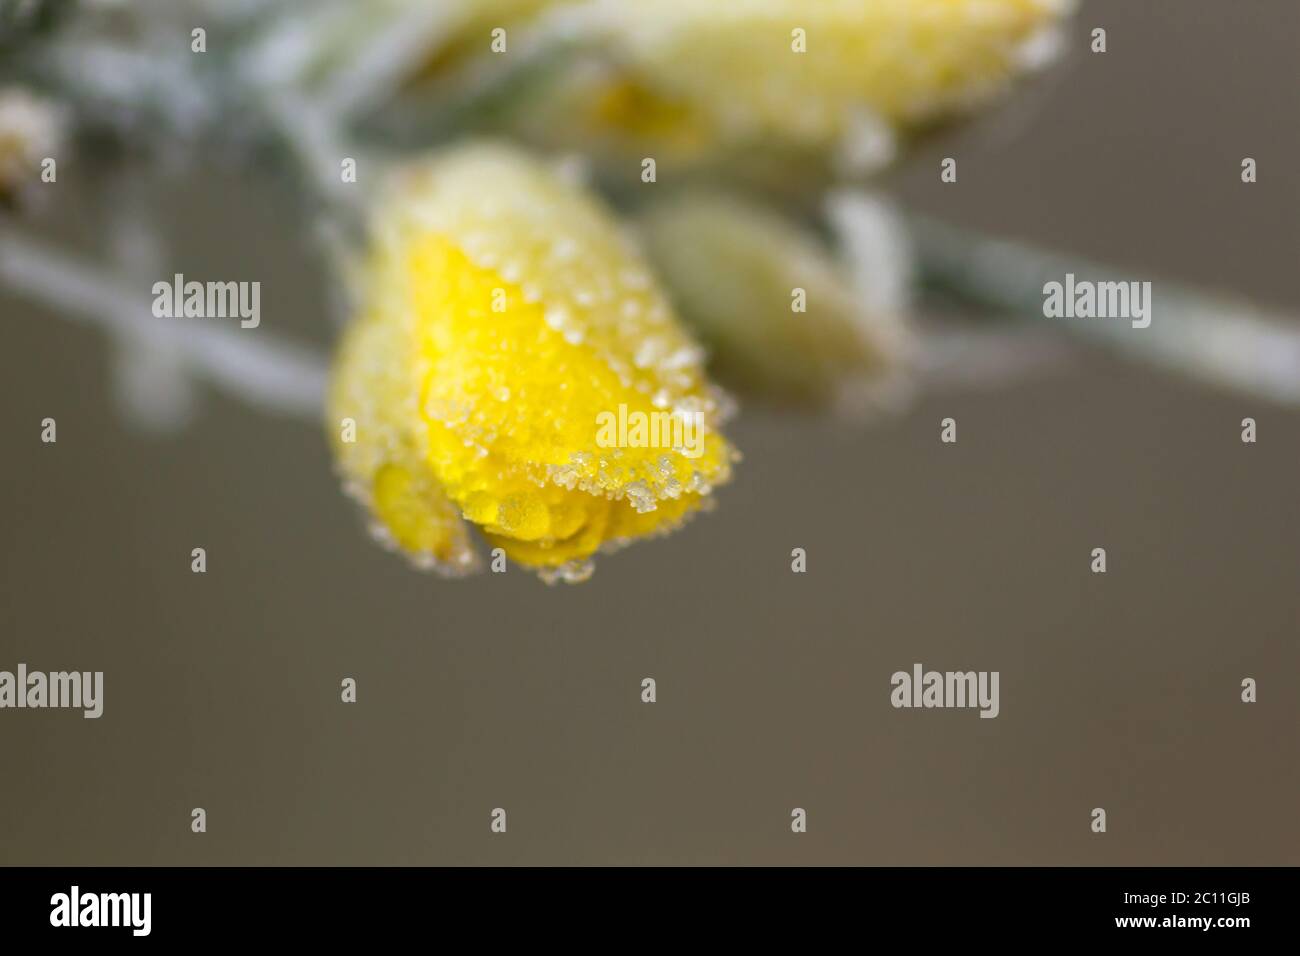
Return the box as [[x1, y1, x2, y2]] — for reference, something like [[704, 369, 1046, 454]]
[[640, 191, 910, 409], [330, 144, 737, 583]]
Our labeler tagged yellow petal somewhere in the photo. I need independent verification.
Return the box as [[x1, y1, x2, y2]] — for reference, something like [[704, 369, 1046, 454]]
[[331, 302, 481, 575]]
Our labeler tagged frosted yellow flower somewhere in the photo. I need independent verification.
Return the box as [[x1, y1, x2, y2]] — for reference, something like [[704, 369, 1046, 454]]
[[330, 144, 736, 583], [557, 0, 1070, 167]]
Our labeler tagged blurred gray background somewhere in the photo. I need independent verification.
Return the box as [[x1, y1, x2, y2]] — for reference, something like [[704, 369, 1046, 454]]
[[1, 0, 1297, 864]]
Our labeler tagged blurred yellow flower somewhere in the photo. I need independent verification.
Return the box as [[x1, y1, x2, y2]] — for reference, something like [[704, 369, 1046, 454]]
[[535, 0, 1070, 169], [330, 144, 736, 583]]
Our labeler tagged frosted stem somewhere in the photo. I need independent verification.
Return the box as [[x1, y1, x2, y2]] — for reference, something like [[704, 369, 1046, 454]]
[[0, 229, 328, 420], [317, 3, 453, 120], [909, 215, 1300, 405]]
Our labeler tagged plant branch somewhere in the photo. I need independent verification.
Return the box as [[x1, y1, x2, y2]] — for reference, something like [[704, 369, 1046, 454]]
[[909, 215, 1300, 405], [0, 229, 328, 420]]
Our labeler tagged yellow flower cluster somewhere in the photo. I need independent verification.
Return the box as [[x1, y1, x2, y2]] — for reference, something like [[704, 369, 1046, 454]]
[[328, 0, 1073, 581], [330, 145, 736, 582]]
